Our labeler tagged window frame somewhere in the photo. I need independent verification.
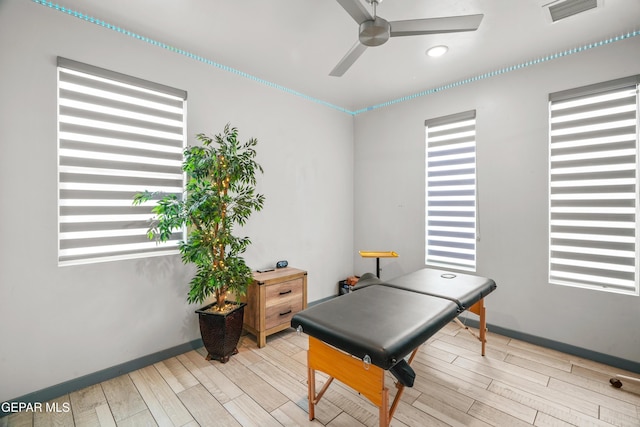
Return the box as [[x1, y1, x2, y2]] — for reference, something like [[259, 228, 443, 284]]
[[424, 110, 478, 272], [57, 57, 187, 266], [548, 75, 640, 296]]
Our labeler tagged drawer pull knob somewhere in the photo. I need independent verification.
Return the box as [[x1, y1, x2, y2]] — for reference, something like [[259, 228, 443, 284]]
[[279, 289, 292, 295], [279, 310, 292, 316]]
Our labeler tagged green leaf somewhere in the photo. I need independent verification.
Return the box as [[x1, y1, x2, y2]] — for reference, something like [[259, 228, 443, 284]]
[[133, 123, 265, 305]]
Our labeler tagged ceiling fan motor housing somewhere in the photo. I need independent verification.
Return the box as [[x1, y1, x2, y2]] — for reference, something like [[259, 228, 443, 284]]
[[359, 17, 390, 46], [331, 0, 483, 76]]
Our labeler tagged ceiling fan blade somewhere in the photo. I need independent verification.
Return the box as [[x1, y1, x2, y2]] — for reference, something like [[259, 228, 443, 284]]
[[390, 14, 484, 37], [336, 0, 373, 24], [329, 41, 368, 76]]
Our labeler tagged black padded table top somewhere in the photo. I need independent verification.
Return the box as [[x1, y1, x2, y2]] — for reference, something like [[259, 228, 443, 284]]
[[291, 285, 459, 370], [355, 268, 497, 310]]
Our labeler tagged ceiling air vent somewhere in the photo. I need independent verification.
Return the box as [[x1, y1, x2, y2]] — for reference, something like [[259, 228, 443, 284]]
[[548, 0, 598, 22]]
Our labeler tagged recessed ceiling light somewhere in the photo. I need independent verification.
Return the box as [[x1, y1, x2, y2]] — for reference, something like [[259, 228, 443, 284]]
[[426, 45, 449, 58]]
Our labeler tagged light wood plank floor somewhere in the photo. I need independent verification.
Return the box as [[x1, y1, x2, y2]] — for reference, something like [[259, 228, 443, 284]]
[[2, 323, 639, 427]]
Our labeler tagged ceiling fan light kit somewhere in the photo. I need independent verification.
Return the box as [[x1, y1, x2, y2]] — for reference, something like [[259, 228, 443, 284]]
[[331, 0, 484, 76]]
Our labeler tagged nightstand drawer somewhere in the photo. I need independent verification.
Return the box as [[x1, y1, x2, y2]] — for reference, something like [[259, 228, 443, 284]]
[[265, 297, 304, 330], [265, 278, 303, 306]]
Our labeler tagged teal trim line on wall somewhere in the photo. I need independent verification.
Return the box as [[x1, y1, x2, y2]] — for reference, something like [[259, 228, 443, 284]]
[[31, 0, 353, 115], [351, 30, 640, 115], [30, 0, 640, 116]]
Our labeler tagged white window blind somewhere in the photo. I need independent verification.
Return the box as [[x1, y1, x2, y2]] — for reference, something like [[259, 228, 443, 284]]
[[57, 57, 187, 266], [425, 110, 477, 271], [549, 76, 640, 295]]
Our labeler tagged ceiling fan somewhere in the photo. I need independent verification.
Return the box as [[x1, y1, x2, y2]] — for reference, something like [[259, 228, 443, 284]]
[[330, 0, 484, 76]]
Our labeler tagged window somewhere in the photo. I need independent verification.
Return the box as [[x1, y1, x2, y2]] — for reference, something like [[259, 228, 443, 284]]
[[425, 110, 477, 271], [549, 76, 639, 295], [57, 58, 187, 266]]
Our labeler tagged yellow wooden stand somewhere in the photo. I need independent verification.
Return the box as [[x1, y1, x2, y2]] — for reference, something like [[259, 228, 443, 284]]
[[359, 251, 398, 278]]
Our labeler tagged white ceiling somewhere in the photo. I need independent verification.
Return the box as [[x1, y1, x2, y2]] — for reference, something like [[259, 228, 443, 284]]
[[51, 0, 640, 112]]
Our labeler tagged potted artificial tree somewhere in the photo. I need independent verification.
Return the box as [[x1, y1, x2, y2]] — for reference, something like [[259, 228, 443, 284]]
[[134, 124, 265, 363]]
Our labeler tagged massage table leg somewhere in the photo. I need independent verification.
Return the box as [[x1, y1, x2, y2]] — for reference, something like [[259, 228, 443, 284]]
[[307, 337, 390, 426], [387, 347, 419, 420], [306, 337, 424, 427], [453, 297, 488, 356], [307, 366, 315, 421]]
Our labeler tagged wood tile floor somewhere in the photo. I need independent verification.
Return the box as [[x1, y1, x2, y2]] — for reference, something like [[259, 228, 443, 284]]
[[2, 323, 639, 426]]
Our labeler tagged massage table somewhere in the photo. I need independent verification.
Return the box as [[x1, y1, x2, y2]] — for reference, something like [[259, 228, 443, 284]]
[[354, 268, 495, 355], [291, 267, 496, 427]]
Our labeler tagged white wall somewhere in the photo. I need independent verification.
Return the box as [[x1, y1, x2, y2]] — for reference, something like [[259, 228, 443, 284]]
[[353, 36, 640, 364], [0, 1, 354, 402]]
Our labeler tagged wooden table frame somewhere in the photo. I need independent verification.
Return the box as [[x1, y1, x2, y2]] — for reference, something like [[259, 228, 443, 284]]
[[455, 298, 488, 355], [305, 297, 488, 427]]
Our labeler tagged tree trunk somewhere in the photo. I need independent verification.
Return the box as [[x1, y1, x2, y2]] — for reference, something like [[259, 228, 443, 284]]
[[216, 290, 226, 310]]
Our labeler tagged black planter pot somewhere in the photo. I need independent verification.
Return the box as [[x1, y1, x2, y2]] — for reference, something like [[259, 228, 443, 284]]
[[196, 301, 246, 363]]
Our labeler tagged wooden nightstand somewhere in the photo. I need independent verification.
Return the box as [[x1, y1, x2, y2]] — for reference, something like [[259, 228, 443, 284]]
[[242, 267, 308, 348]]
